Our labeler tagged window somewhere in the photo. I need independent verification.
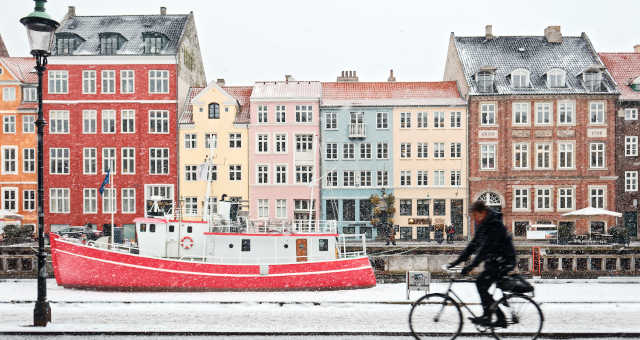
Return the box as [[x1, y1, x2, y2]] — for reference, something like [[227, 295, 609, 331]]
[[343, 170, 355, 187], [149, 148, 169, 175], [359, 171, 372, 187], [207, 165, 217, 181], [511, 69, 530, 88], [55, 35, 79, 55], [101, 70, 115, 94], [83, 148, 97, 174], [450, 111, 462, 128], [400, 170, 411, 186], [258, 105, 268, 123], [360, 143, 372, 159], [296, 105, 312, 122], [400, 112, 411, 128], [535, 102, 552, 125], [417, 143, 428, 159], [184, 197, 198, 216], [272, 165, 286, 184], [121, 148, 135, 174], [1, 146, 17, 174], [626, 136, 638, 157], [589, 102, 605, 124], [324, 112, 336, 129], [1, 188, 16, 211], [149, 110, 169, 133], [229, 165, 241, 181], [184, 133, 197, 149], [417, 112, 428, 128], [276, 199, 287, 219], [583, 71, 603, 92], [535, 188, 552, 211], [325, 170, 337, 187], [276, 105, 286, 123], [82, 110, 96, 134], [49, 148, 69, 174], [417, 170, 428, 186], [625, 171, 638, 192], [547, 69, 566, 88], [83, 188, 97, 214], [149, 70, 169, 93], [377, 112, 388, 129], [296, 165, 313, 184], [49, 110, 69, 134], [450, 170, 461, 187], [22, 87, 37, 102], [99, 34, 121, 55], [241, 239, 251, 252], [23, 190, 35, 211], [49, 188, 69, 213], [343, 200, 355, 221], [513, 102, 529, 125], [143, 33, 165, 54], [122, 188, 136, 214], [377, 170, 388, 187], [589, 143, 605, 169], [433, 199, 446, 216], [480, 144, 496, 170], [120, 70, 135, 94], [480, 103, 496, 125], [513, 188, 529, 210], [296, 135, 313, 152], [48, 71, 68, 94], [433, 143, 445, 159], [318, 239, 329, 252], [433, 170, 445, 186], [22, 115, 35, 133], [343, 143, 355, 159], [101, 110, 116, 133], [3, 115, 15, 133], [23, 148, 35, 173], [558, 142, 574, 169], [590, 187, 605, 209], [400, 143, 412, 159], [257, 165, 269, 184], [257, 134, 269, 153], [121, 110, 135, 133], [208, 103, 220, 119], [102, 148, 116, 174], [417, 199, 430, 216], [377, 142, 388, 159], [625, 108, 638, 121], [558, 101, 575, 125], [477, 71, 494, 93], [81, 70, 96, 94], [205, 133, 217, 149], [400, 199, 412, 216], [229, 133, 241, 148], [185, 165, 197, 181], [513, 143, 529, 169], [558, 188, 574, 210], [450, 143, 462, 158], [535, 143, 551, 169], [275, 134, 287, 153], [433, 112, 445, 128]]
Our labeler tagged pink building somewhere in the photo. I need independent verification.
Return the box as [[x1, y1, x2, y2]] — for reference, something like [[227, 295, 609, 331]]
[[248, 79, 321, 222]]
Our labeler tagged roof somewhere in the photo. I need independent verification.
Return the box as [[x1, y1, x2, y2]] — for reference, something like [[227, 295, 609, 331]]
[[178, 87, 204, 124], [0, 35, 8, 57], [0, 57, 37, 83], [250, 81, 321, 100], [321, 81, 465, 106], [55, 14, 189, 56], [599, 53, 640, 101], [178, 86, 253, 125], [453, 34, 617, 95]]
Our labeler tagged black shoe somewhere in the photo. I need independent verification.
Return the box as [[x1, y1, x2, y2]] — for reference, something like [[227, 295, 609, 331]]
[[492, 318, 508, 328], [469, 315, 491, 326]]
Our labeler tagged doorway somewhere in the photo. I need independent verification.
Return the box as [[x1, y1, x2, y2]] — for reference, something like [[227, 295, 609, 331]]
[[590, 221, 605, 234], [296, 239, 307, 262]]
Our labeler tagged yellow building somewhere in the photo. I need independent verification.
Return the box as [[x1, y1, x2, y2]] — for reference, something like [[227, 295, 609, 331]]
[[178, 80, 252, 220]]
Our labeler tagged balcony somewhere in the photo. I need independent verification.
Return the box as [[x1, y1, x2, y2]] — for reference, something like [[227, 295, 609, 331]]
[[348, 123, 366, 138]]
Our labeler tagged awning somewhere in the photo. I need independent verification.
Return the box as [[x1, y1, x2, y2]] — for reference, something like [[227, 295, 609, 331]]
[[561, 207, 622, 218], [0, 210, 23, 220]]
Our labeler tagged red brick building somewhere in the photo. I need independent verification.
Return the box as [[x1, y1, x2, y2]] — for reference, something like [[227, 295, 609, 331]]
[[444, 26, 619, 238], [600, 47, 640, 239], [42, 7, 205, 233]]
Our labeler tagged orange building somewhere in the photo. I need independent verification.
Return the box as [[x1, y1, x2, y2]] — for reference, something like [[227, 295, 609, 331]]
[[0, 56, 37, 232]]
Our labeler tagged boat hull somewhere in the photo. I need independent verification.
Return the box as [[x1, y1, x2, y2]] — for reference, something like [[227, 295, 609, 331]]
[[50, 234, 377, 291]]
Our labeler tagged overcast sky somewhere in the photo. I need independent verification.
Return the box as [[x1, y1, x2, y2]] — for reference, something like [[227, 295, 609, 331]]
[[3, 0, 639, 85]]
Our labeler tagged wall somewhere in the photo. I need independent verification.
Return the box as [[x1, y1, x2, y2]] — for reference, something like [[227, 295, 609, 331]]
[[616, 102, 640, 239]]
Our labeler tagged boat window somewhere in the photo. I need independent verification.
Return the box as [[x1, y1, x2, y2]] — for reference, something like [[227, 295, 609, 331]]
[[168, 225, 175, 232], [187, 226, 193, 233], [319, 239, 329, 251], [228, 243, 234, 248], [241, 239, 250, 252], [283, 243, 289, 249], [139, 224, 146, 232], [150, 224, 156, 233]]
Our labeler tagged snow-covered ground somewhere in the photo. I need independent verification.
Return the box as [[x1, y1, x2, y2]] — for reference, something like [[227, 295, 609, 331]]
[[0, 279, 638, 333]]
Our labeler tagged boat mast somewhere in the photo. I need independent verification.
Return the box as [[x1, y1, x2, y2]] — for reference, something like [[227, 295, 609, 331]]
[[203, 140, 216, 222]]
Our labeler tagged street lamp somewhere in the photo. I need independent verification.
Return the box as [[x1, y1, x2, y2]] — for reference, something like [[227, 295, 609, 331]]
[[20, 0, 59, 327]]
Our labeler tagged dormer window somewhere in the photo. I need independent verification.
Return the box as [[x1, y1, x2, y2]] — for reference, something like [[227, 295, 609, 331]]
[[582, 67, 603, 92], [55, 33, 84, 56], [631, 76, 640, 91], [546, 69, 566, 88], [510, 69, 530, 88], [143, 32, 168, 54], [208, 103, 220, 119], [476, 70, 495, 93], [99, 33, 126, 55]]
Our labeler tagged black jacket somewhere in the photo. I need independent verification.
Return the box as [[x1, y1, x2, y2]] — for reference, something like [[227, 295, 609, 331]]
[[455, 209, 516, 270]]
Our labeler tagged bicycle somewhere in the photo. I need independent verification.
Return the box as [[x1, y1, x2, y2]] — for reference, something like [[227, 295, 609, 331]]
[[409, 266, 543, 340]]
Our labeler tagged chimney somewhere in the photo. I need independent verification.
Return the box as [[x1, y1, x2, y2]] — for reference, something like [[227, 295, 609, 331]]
[[336, 70, 359, 82], [387, 69, 396, 82], [216, 78, 225, 87], [485, 25, 493, 40], [634, 45, 640, 53], [544, 26, 562, 43], [285, 74, 295, 83], [160, 6, 167, 15]]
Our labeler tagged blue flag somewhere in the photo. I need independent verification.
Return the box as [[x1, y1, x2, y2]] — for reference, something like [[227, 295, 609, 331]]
[[99, 168, 110, 195]]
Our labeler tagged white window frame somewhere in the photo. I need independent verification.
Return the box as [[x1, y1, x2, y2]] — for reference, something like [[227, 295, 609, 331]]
[[558, 142, 575, 170], [433, 112, 445, 128], [258, 199, 269, 219], [547, 69, 566, 88], [400, 142, 412, 159], [258, 105, 268, 123], [513, 143, 530, 170], [148, 110, 169, 134], [295, 105, 313, 123], [256, 164, 269, 185], [229, 133, 241, 148], [149, 148, 169, 175], [433, 170, 445, 187], [82, 70, 96, 94], [400, 170, 411, 187], [83, 188, 97, 214], [450, 170, 461, 187], [121, 188, 136, 214], [626, 136, 638, 157], [49, 110, 69, 134], [417, 143, 429, 159], [417, 111, 428, 128], [480, 143, 496, 170], [276, 199, 287, 219], [3, 115, 16, 133], [450, 111, 462, 128], [49, 188, 70, 213], [480, 103, 496, 126], [229, 164, 242, 181], [22, 115, 36, 134], [400, 112, 411, 128], [558, 100, 576, 125], [377, 170, 388, 187], [343, 143, 355, 160], [295, 134, 313, 152], [275, 164, 288, 184], [589, 101, 606, 125], [48, 71, 68, 94], [588, 185, 606, 209], [417, 170, 428, 187], [625, 171, 638, 192], [120, 70, 135, 94], [1, 146, 17, 175], [121, 147, 135, 175], [450, 142, 462, 159], [23, 148, 35, 173], [324, 112, 337, 129], [535, 102, 552, 126], [102, 147, 117, 174], [101, 70, 116, 94], [512, 102, 529, 126], [377, 142, 389, 159], [101, 110, 116, 134], [535, 143, 552, 170], [148, 70, 169, 94], [557, 187, 575, 211], [274, 133, 287, 153], [512, 187, 530, 211], [82, 147, 97, 175], [102, 188, 117, 214], [535, 186, 553, 212], [343, 170, 355, 187], [82, 110, 97, 134], [511, 69, 530, 88], [276, 105, 287, 123], [1, 187, 17, 212], [360, 143, 372, 160], [624, 108, 638, 121], [433, 142, 445, 159], [22, 189, 35, 211], [376, 112, 388, 129], [589, 142, 606, 169], [2, 87, 16, 102], [49, 148, 69, 175], [256, 134, 269, 153], [121, 109, 135, 133], [295, 165, 313, 184]]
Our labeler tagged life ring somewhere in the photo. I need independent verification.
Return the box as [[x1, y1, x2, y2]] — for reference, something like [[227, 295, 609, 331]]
[[180, 236, 194, 249]]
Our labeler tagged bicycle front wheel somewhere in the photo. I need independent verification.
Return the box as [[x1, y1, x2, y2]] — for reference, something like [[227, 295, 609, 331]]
[[409, 293, 463, 340], [490, 293, 543, 340]]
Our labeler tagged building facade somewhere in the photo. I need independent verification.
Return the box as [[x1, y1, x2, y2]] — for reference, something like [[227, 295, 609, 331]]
[[0, 57, 37, 231], [600, 48, 640, 239], [178, 81, 252, 219], [248, 80, 321, 222], [42, 7, 205, 233], [444, 26, 619, 237]]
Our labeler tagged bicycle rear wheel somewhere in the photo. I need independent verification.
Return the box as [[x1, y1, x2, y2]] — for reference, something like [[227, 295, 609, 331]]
[[490, 293, 543, 340], [409, 293, 463, 340]]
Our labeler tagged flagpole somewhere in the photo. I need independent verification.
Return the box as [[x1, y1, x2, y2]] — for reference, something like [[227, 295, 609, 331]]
[[110, 168, 114, 246]]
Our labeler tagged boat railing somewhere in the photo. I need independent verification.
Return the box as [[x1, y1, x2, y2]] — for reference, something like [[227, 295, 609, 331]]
[[59, 236, 140, 254], [208, 219, 338, 234], [337, 233, 367, 259]]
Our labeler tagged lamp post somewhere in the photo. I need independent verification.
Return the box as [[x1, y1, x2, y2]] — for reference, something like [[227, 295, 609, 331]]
[[20, 0, 59, 327]]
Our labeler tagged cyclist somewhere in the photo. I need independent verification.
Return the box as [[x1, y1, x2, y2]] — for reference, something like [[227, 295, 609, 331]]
[[448, 200, 516, 328]]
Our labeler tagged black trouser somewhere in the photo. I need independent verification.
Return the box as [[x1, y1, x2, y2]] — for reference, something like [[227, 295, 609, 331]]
[[476, 263, 513, 317]]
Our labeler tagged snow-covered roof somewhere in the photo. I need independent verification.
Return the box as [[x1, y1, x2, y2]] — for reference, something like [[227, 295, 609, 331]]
[[600, 52, 640, 101], [321, 81, 465, 107], [251, 81, 321, 100]]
